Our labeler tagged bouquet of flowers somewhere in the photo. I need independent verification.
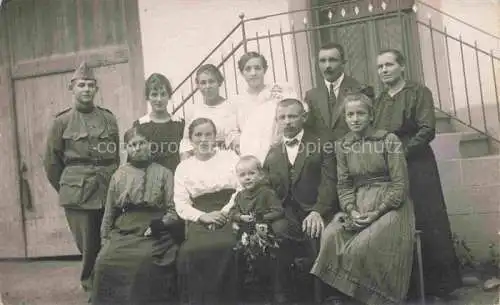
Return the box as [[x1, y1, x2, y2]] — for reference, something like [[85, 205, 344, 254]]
[[233, 213, 281, 281]]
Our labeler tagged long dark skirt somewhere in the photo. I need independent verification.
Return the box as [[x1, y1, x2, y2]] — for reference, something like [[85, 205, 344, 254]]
[[177, 189, 238, 305], [91, 212, 179, 305], [407, 145, 462, 296]]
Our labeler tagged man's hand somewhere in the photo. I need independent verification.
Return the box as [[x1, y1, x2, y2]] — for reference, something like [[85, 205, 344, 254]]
[[144, 227, 152, 237], [302, 211, 324, 239]]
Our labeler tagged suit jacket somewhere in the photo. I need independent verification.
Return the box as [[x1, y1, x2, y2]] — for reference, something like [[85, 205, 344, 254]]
[[304, 75, 364, 142], [263, 129, 338, 219]]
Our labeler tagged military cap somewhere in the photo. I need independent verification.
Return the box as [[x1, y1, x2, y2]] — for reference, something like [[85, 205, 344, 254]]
[[70, 61, 96, 82]]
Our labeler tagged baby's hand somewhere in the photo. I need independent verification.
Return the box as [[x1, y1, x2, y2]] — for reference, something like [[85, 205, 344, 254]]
[[240, 214, 255, 223]]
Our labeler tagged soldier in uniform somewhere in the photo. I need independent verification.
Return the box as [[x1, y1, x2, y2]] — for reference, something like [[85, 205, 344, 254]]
[[44, 61, 120, 294]]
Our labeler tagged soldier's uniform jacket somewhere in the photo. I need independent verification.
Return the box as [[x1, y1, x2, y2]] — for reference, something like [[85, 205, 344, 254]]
[[44, 106, 120, 209]]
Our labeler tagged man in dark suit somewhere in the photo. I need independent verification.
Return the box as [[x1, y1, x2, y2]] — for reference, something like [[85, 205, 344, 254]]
[[304, 42, 368, 142], [263, 98, 338, 303]]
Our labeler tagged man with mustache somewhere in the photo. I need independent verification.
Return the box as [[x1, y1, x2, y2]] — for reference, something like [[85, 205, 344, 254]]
[[304, 43, 369, 142], [263, 98, 337, 303]]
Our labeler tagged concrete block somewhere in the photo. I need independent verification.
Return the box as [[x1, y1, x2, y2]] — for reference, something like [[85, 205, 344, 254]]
[[449, 213, 500, 261], [461, 156, 500, 187], [431, 132, 462, 160], [437, 159, 462, 191], [443, 187, 474, 215], [459, 132, 491, 158], [466, 185, 500, 214]]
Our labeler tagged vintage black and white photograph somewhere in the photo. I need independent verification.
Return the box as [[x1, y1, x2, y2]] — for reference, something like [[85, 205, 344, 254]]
[[0, 0, 499, 304]]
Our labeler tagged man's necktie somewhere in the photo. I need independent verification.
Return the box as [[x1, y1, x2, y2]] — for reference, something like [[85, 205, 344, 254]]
[[329, 82, 337, 105]]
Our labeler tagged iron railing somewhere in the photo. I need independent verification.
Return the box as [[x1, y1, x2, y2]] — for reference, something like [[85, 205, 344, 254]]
[[167, 0, 500, 144], [414, 1, 500, 143]]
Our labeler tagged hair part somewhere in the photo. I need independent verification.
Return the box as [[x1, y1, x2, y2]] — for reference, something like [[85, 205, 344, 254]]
[[196, 64, 224, 85], [238, 52, 268, 73], [124, 126, 149, 144], [319, 42, 346, 62], [343, 93, 374, 116], [145, 73, 173, 99], [277, 98, 305, 113], [188, 117, 217, 140], [378, 49, 406, 66]]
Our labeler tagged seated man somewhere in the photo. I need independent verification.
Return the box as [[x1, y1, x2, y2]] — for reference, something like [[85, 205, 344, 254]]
[[263, 98, 339, 303]]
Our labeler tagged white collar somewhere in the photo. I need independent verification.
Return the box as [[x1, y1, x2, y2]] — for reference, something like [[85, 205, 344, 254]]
[[138, 112, 176, 124], [282, 129, 304, 145], [324, 73, 345, 91]]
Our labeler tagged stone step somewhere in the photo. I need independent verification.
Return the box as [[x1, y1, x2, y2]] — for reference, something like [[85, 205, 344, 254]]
[[432, 131, 491, 160], [435, 110, 455, 133]]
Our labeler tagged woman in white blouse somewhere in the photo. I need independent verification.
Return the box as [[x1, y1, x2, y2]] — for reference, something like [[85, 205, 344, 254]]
[[174, 117, 240, 305], [179, 64, 238, 160], [232, 52, 301, 163]]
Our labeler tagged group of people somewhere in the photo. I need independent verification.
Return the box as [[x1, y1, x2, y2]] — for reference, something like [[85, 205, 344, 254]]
[[43, 42, 462, 305]]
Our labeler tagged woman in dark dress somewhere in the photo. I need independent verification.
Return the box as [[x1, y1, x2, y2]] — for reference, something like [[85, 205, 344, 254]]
[[91, 127, 181, 305], [174, 118, 240, 305], [133, 73, 184, 172], [373, 49, 462, 299]]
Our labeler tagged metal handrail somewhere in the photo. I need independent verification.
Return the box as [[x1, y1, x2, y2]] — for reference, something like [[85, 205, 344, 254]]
[[170, 19, 243, 96], [416, 0, 500, 42], [417, 21, 500, 61], [171, 40, 245, 115]]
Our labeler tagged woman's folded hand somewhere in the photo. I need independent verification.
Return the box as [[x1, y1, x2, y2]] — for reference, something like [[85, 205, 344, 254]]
[[353, 211, 380, 227], [199, 211, 228, 228]]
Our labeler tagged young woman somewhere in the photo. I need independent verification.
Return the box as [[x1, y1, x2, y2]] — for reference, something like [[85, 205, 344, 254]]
[[174, 118, 240, 305], [133, 73, 185, 172], [179, 64, 238, 159], [311, 93, 415, 305], [232, 51, 302, 163]]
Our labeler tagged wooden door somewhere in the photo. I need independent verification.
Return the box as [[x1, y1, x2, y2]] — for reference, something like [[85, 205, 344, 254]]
[[0, 0, 145, 258]]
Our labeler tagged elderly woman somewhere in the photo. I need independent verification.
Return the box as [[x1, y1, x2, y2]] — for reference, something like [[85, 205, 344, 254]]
[[373, 49, 461, 300], [133, 73, 185, 172], [232, 51, 301, 163], [179, 64, 238, 159], [174, 118, 240, 305], [91, 127, 181, 305], [311, 94, 415, 305]]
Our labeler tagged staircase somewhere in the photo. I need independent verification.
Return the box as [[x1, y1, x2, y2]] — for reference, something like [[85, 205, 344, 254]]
[[417, 1, 500, 262], [169, 0, 500, 263]]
